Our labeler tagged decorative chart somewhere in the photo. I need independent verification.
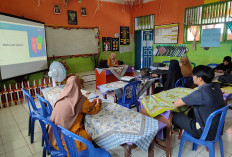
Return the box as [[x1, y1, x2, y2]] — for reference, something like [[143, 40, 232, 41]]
[[111, 38, 119, 51], [102, 37, 112, 51], [155, 24, 179, 44], [120, 26, 130, 45]]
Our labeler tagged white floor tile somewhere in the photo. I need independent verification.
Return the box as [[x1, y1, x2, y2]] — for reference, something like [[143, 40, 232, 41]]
[[0, 144, 5, 155], [1, 131, 24, 145], [25, 132, 42, 145], [5, 146, 32, 157], [0, 124, 21, 136], [182, 141, 205, 153], [28, 141, 43, 154], [3, 139, 27, 153], [109, 146, 137, 157], [197, 146, 231, 157], [33, 151, 43, 157], [166, 144, 199, 157], [132, 146, 165, 157]]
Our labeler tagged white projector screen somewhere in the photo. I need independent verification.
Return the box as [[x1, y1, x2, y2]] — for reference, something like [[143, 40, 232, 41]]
[[0, 14, 48, 80]]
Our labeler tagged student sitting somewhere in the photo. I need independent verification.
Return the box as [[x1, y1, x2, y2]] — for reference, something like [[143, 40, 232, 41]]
[[48, 76, 101, 151], [215, 56, 232, 73], [163, 59, 183, 90], [107, 53, 119, 67], [154, 60, 182, 93], [173, 65, 224, 140], [180, 54, 193, 77]]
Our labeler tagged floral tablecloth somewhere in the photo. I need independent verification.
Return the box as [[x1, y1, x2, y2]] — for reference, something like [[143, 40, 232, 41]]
[[96, 65, 129, 80], [42, 86, 97, 107], [141, 88, 196, 117], [84, 102, 159, 151], [98, 78, 160, 99]]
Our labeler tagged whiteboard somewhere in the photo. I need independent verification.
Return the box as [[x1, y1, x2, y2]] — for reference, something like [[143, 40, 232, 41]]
[[45, 27, 99, 57], [155, 24, 179, 44]]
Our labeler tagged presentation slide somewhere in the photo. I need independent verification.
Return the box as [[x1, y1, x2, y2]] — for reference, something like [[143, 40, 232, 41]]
[[0, 22, 47, 66], [0, 14, 48, 80]]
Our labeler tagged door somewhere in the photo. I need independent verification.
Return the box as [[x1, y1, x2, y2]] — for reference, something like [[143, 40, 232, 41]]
[[142, 30, 153, 68], [135, 31, 142, 70]]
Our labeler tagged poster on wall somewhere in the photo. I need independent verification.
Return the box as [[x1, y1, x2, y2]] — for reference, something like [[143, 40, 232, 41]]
[[155, 24, 179, 44], [68, 10, 77, 25], [111, 38, 119, 51], [120, 26, 130, 45], [201, 28, 221, 47], [102, 37, 112, 51]]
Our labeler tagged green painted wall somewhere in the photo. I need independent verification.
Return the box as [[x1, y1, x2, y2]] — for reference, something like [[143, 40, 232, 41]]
[[153, 43, 232, 66]]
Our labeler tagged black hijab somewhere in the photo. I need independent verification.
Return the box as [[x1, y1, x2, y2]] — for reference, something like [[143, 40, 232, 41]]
[[164, 60, 183, 90], [215, 56, 232, 72]]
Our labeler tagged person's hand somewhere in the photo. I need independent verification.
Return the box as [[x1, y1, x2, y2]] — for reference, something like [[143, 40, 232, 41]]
[[152, 74, 158, 77], [216, 70, 224, 73], [90, 99, 97, 106], [97, 98, 102, 104]]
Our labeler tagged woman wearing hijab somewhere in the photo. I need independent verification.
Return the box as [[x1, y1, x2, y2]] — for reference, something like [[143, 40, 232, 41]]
[[49, 76, 101, 151], [163, 60, 183, 90], [215, 56, 232, 73], [180, 54, 193, 77], [107, 53, 119, 67], [154, 60, 183, 93]]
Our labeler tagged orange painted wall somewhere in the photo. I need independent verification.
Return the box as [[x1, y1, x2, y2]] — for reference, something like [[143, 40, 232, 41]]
[[0, 0, 131, 37], [132, 0, 204, 43]]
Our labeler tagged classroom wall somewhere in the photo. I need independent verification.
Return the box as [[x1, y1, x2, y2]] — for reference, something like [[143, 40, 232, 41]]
[[132, 0, 231, 66], [0, 0, 133, 76]]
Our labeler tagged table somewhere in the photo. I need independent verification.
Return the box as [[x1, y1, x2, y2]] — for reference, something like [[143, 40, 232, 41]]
[[141, 88, 194, 117], [95, 65, 134, 89], [84, 101, 164, 157], [41, 86, 98, 107], [98, 78, 160, 103], [139, 88, 195, 157]]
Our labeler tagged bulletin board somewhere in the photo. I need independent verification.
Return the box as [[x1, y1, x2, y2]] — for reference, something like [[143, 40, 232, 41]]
[[45, 26, 100, 57], [154, 24, 179, 44]]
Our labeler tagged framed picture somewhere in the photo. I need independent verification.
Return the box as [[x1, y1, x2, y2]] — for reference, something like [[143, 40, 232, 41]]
[[120, 26, 130, 45], [68, 10, 77, 25], [81, 8, 87, 16], [53, 4, 61, 14]]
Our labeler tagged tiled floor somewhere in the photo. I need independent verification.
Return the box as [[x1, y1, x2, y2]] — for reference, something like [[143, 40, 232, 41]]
[[0, 84, 232, 157]]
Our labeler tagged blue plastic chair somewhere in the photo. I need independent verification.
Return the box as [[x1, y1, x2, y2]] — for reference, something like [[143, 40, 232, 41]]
[[36, 94, 53, 119], [178, 105, 230, 157], [175, 77, 193, 88], [190, 62, 196, 68], [133, 81, 142, 112], [31, 111, 67, 157], [22, 88, 52, 144], [207, 64, 219, 68], [162, 61, 170, 66], [58, 125, 111, 157], [36, 94, 53, 146], [117, 81, 141, 112]]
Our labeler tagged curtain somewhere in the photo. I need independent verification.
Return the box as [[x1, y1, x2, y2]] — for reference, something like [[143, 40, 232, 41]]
[[190, 26, 200, 51]]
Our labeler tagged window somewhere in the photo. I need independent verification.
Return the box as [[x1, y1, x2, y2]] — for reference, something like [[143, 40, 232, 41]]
[[135, 15, 154, 31], [184, 1, 232, 43], [187, 26, 200, 41]]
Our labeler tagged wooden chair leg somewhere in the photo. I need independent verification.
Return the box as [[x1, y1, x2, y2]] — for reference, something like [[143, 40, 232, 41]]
[[148, 138, 155, 157], [178, 129, 183, 140], [124, 144, 132, 157], [103, 94, 107, 100], [166, 121, 172, 157]]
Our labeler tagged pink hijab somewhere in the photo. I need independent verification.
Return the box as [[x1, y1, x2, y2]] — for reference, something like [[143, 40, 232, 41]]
[[48, 76, 87, 143]]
